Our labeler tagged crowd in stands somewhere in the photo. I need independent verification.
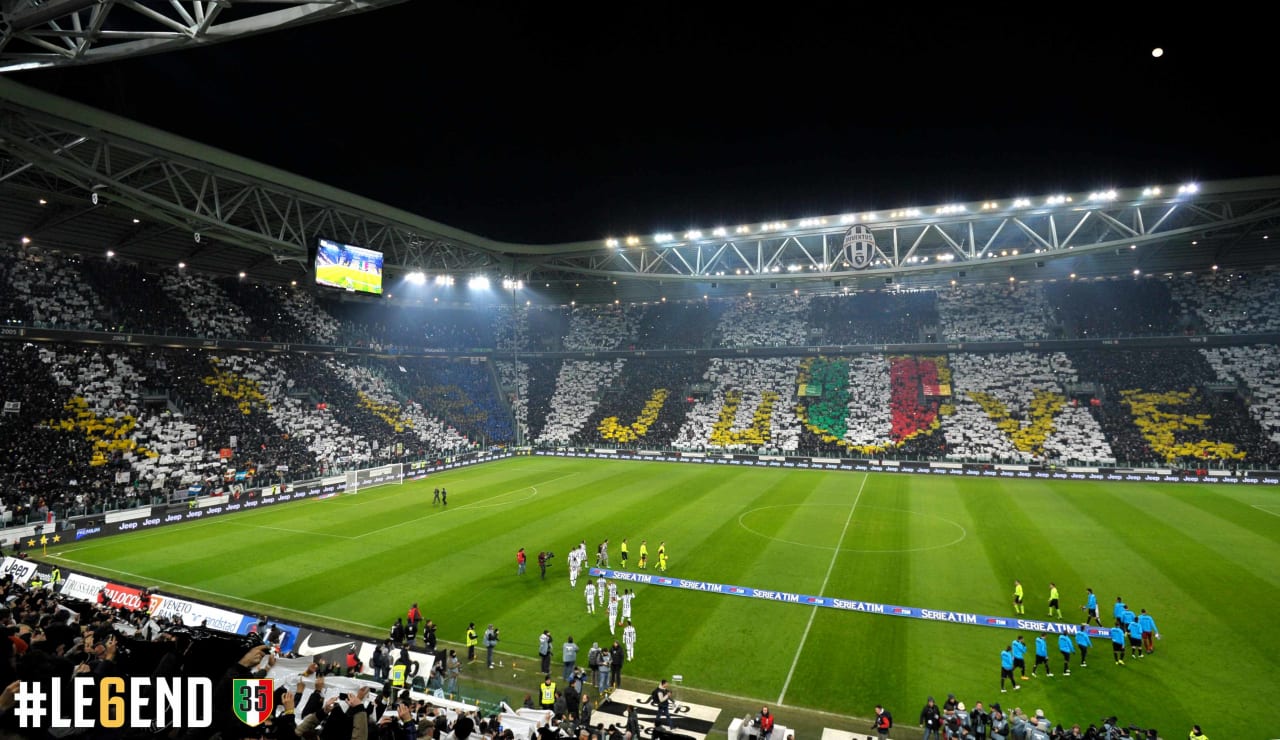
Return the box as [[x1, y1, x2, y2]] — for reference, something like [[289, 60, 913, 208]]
[[914, 692, 1161, 740], [674, 357, 802, 452], [1068, 349, 1280, 466], [1169, 268, 1280, 334], [809, 291, 939, 344], [937, 284, 1052, 341], [164, 349, 320, 483], [517, 359, 561, 444], [794, 355, 948, 459], [536, 360, 627, 446], [3, 246, 108, 331], [324, 301, 493, 351], [160, 270, 253, 339], [1200, 345, 1280, 446], [372, 357, 510, 446], [496, 360, 529, 442], [575, 359, 706, 448], [493, 305, 530, 351], [40, 346, 226, 495], [1046, 279, 1185, 338], [562, 304, 638, 351], [0, 344, 126, 525], [944, 353, 1115, 464], [219, 280, 343, 344], [76, 258, 192, 335], [716, 295, 811, 347], [630, 302, 724, 349], [328, 360, 473, 452], [11, 254, 1280, 352]]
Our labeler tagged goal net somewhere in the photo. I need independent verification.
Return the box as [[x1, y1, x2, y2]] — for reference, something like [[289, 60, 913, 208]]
[[345, 463, 404, 494]]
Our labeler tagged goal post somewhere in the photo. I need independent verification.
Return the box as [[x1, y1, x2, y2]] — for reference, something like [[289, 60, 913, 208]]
[[344, 463, 404, 494]]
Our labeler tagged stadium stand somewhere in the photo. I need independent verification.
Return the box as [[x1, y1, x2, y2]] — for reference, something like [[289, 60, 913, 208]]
[[563, 303, 639, 351], [219, 280, 343, 344], [943, 352, 1114, 464], [372, 357, 512, 446], [327, 359, 474, 452], [517, 359, 561, 443], [323, 300, 492, 351], [1168, 268, 1280, 334], [576, 359, 707, 448], [1068, 348, 1280, 466], [1200, 345, 1280, 446], [204, 352, 389, 468], [632, 301, 724, 349], [0, 344, 128, 524], [674, 357, 803, 452], [809, 291, 939, 345], [495, 360, 529, 442], [717, 295, 811, 347], [40, 346, 226, 493], [76, 257, 192, 335], [3, 245, 108, 331], [160, 270, 253, 339], [163, 349, 319, 483], [1046, 277, 1186, 338], [936, 283, 1051, 341], [536, 360, 628, 446], [493, 304, 530, 351]]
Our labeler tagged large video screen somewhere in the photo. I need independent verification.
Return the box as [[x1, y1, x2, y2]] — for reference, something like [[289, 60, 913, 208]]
[[314, 237, 384, 295]]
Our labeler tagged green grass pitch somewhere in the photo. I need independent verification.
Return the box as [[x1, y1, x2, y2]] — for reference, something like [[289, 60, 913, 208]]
[[315, 263, 382, 294], [44, 457, 1280, 737]]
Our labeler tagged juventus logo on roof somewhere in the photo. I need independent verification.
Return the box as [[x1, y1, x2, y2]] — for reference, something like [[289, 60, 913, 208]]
[[843, 224, 878, 270]]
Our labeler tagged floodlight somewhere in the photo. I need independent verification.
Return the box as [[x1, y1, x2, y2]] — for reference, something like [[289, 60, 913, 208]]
[[406, 272, 426, 284]]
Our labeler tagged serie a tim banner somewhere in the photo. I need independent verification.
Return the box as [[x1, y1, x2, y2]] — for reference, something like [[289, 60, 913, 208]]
[[10, 676, 275, 729]]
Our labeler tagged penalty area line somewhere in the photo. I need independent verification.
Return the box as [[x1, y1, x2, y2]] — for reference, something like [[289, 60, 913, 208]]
[[777, 472, 868, 706]]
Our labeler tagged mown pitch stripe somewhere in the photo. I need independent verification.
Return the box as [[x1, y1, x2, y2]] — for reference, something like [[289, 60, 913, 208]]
[[777, 472, 868, 706]]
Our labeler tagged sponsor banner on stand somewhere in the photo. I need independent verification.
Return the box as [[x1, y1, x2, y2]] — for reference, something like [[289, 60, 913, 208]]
[[56, 574, 151, 611], [59, 572, 107, 601], [24, 454, 514, 549], [594, 688, 720, 740], [0, 556, 37, 584], [538, 449, 1280, 487], [589, 568, 1112, 638], [237, 616, 302, 654], [147, 594, 245, 633]]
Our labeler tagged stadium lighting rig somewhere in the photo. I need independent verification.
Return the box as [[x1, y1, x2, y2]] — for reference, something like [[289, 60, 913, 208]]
[[596, 180, 1232, 255]]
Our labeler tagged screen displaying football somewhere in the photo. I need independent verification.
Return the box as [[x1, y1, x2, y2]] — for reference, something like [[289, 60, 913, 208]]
[[314, 237, 383, 295]]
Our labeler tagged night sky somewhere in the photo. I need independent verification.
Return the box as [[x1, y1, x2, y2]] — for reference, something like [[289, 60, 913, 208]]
[[15, 4, 1279, 244]]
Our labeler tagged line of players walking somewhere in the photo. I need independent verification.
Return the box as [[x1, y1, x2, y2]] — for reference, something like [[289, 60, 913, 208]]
[[1001, 582, 1161, 694], [568, 542, 639, 651]]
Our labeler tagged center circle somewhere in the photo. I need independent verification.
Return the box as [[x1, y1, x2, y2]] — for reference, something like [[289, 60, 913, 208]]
[[737, 504, 967, 553]]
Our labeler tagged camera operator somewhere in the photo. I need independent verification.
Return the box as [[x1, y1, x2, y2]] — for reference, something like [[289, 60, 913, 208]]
[[539, 551, 555, 580]]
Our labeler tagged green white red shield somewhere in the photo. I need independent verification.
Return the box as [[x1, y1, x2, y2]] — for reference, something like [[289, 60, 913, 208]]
[[233, 678, 274, 726]]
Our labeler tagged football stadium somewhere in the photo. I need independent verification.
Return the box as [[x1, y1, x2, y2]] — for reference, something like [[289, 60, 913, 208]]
[[1, 6, 1278, 740]]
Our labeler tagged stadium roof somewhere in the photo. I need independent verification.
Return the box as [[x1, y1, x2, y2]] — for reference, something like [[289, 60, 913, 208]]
[[3, 76, 1280, 303]]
